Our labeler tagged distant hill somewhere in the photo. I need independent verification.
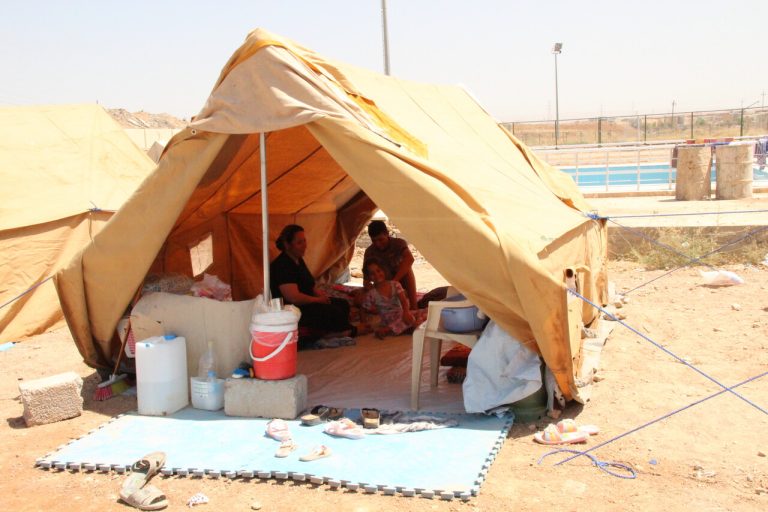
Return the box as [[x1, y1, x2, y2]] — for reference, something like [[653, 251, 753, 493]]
[[107, 108, 187, 129]]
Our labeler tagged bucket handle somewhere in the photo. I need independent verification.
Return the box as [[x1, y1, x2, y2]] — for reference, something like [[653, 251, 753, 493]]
[[250, 331, 294, 363]]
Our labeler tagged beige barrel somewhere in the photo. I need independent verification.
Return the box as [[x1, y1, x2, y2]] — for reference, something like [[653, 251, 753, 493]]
[[715, 144, 754, 199], [675, 146, 712, 200]]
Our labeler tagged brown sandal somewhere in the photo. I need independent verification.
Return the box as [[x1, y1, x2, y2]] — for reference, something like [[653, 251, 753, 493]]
[[362, 408, 381, 429], [300, 405, 343, 426]]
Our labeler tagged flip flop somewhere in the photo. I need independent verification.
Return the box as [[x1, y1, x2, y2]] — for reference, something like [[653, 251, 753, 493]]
[[121, 484, 168, 511], [324, 418, 365, 439], [533, 424, 589, 445], [300, 405, 343, 426], [120, 451, 166, 498], [299, 445, 332, 462], [265, 418, 291, 442], [275, 438, 297, 458], [556, 419, 600, 436]]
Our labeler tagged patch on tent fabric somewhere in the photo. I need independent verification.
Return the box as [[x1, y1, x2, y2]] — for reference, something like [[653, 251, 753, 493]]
[[35, 408, 511, 500]]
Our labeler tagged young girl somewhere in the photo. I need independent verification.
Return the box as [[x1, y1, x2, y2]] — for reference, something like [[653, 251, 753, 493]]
[[361, 260, 427, 339]]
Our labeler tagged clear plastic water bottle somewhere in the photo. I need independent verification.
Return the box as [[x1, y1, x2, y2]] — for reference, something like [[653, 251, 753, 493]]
[[198, 341, 217, 382]]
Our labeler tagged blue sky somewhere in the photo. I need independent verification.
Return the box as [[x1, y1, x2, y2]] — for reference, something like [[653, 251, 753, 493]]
[[2, 1, 767, 122]]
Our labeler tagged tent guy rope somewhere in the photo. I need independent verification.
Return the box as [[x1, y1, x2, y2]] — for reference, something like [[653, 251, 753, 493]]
[[542, 371, 768, 470], [0, 276, 53, 311], [571, 289, 768, 416], [584, 209, 768, 295]]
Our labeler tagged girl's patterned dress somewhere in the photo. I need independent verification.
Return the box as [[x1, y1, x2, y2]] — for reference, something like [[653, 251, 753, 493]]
[[362, 281, 427, 335]]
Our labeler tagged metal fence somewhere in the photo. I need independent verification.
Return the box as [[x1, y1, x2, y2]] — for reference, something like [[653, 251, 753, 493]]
[[503, 106, 768, 147], [535, 140, 768, 192]]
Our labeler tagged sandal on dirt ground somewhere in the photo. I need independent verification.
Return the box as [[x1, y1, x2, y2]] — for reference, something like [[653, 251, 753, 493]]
[[299, 445, 332, 462], [121, 484, 168, 511], [533, 424, 589, 445], [120, 451, 166, 498], [556, 418, 600, 436], [275, 438, 298, 458]]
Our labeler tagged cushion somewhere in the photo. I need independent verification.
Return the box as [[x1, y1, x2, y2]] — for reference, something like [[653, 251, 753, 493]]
[[440, 345, 472, 367]]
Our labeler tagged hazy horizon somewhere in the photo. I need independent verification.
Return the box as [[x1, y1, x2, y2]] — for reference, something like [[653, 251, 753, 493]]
[[2, 1, 767, 123]]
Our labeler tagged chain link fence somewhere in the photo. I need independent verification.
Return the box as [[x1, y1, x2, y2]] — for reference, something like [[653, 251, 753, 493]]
[[503, 107, 768, 147]]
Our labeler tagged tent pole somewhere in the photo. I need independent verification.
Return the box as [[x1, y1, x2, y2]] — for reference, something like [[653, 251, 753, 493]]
[[260, 132, 271, 302]]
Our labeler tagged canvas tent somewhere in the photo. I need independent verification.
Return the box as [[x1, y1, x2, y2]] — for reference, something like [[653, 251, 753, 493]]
[[0, 104, 155, 341], [56, 29, 607, 402]]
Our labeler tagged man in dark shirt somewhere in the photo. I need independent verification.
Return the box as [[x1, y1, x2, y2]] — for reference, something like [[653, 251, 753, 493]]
[[362, 220, 418, 308]]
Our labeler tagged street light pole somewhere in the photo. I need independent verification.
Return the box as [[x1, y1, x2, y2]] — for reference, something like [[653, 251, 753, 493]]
[[381, 0, 390, 75], [553, 43, 563, 148]]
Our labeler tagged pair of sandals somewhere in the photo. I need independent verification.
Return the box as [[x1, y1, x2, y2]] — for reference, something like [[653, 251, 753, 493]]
[[300, 405, 344, 426], [275, 438, 332, 461], [266, 418, 332, 461], [119, 452, 168, 510]]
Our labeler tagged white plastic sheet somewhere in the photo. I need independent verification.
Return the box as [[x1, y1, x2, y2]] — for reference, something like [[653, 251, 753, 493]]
[[462, 321, 542, 413], [699, 270, 744, 286]]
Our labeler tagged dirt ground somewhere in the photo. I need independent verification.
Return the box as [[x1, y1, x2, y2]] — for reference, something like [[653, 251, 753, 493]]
[[1, 257, 767, 511]]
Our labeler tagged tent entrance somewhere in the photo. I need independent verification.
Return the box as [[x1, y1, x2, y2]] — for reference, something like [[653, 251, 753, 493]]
[[146, 127, 376, 304]]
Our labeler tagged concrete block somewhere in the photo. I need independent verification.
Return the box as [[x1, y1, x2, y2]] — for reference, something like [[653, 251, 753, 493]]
[[224, 375, 307, 419], [19, 371, 83, 426]]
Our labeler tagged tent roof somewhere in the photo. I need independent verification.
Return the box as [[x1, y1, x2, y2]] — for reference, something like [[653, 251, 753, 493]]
[[0, 104, 155, 231]]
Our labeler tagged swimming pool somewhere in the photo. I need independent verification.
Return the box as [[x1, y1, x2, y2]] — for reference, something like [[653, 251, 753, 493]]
[[559, 162, 768, 190]]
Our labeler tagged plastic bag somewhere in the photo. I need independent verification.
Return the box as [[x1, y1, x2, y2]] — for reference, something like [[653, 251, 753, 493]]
[[699, 270, 744, 287], [190, 273, 232, 301], [251, 294, 301, 321]]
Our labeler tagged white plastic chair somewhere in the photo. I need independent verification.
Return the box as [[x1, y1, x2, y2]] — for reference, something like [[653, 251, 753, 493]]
[[410, 289, 482, 410]]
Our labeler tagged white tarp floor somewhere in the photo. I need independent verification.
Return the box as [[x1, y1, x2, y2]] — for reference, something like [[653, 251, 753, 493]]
[[297, 334, 466, 413], [129, 292, 613, 416], [129, 292, 466, 413]]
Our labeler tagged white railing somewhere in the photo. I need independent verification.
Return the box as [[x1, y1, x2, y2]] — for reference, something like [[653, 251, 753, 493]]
[[534, 139, 768, 193]]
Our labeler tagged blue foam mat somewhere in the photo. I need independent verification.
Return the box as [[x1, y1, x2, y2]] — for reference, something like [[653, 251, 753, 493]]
[[38, 407, 512, 499]]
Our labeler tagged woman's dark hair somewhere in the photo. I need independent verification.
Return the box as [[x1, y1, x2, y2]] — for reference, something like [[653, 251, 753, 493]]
[[276, 224, 304, 251], [367, 220, 388, 238]]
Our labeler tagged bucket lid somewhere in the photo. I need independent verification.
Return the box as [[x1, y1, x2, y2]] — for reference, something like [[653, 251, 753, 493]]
[[252, 309, 299, 326]]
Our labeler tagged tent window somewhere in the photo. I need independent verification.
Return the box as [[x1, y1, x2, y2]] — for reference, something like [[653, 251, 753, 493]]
[[189, 233, 214, 277]]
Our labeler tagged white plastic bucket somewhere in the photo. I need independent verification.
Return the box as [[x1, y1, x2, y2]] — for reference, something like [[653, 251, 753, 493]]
[[249, 310, 299, 380], [190, 377, 225, 411], [136, 335, 189, 416]]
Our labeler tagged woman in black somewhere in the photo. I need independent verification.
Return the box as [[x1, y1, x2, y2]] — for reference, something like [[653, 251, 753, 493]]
[[270, 224, 355, 349]]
